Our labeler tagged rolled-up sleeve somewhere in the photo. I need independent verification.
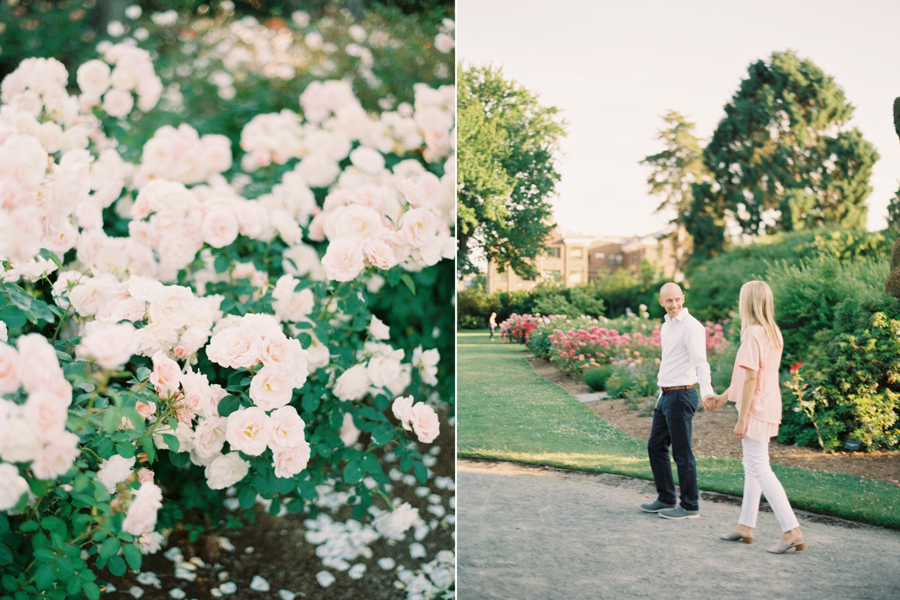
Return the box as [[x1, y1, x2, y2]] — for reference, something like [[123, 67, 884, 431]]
[[687, 322, 713, 399]]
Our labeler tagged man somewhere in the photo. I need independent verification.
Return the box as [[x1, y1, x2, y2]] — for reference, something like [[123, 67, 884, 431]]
[[640, 282, 713, 519]]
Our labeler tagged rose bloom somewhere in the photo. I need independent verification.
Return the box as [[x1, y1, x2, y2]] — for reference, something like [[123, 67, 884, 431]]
[[368, 315, 390, 341], [362, 237, 397, 270], [367, 355, 401, 389], [249, 365, 295, 411], [76, 59, 111, 97], [201, 208, 239, 248], [349, 145, 385, 176], [339, 412, 360, 447], [149, 351, 181, 398], [122, 481, 163, 536], [321, 237, 365, 282], [23, 391, 68, 442], [0, 463, 29, 511], [434, 32, 455, 54], [206, 325, 263, 369], [102, 88, 134, 118], [97, 454, 136, 494], [391, 395, 414, 430], [268, 406, 306, 452], [0, 343, 20, 394], [0, 413, 42, 464], [192, 416, 227, 459], [138, 531, 165, 555], [373, 502, 420, 539], [30, 431, 80, 480], [272, 442, 311, 478], [399, 207, 437, 249], [333, 364, 371, 401], [137, 468, 155, 484], [410, 403, 440, 443], [205, 452, 250, 490], [77, 322, 138, 370], [225, 407, 272, 456], [16, 334, 63, 394]]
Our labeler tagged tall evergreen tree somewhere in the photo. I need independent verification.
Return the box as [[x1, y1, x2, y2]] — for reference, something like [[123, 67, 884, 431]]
[[702, 50, 879, 244], [640, 111, 708, 274], [457, 64, 566, 278]]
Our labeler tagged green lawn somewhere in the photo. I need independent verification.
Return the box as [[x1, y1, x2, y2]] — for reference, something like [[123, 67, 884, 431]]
[[458, 330, 900, 529]]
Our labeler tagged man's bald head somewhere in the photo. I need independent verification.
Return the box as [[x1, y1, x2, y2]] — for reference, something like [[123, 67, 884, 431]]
[[658, 282, 685, 318]]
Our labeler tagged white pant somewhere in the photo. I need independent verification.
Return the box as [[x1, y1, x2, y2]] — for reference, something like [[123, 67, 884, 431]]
[[739, 437, 800, 532]]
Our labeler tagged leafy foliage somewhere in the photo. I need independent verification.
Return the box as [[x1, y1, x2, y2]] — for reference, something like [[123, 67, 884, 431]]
[[457, 63, 566, 278]]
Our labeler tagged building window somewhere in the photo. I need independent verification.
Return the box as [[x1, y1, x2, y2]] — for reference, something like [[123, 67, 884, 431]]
[[608, 254, 623, 266], [571, 247, 584, 258], [495, 268, 509, 285], [594, 252, 605, 259], [543, 247, 561, 258], [569, 270, 583, 284], [542, 270, 561, 281]]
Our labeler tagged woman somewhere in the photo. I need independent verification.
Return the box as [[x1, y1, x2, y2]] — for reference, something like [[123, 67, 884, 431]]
[[489, 312, 497, 341], [703, 281, 804, 554]]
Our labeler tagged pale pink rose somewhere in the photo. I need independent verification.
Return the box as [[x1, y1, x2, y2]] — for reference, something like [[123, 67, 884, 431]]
[[68, 276, 118, 317], [349, 146, 385, 176], [333, 364, 371, 401], [373, 502, 419, 539], [193, 416, 227, 458], [137, 468, 155, 484], [268, 406, 306, 452], [76, 59, 111, 97], [137, 531, 165, 555], [150, 351, 181, 398], [392, 395, 414, 430], [77, 322, 138, 370], [410, 403, 439, 443], [367, 355, 401, 388], [272, 275, 315, 322], [206, 325, 263, 369], [399, 207, 437, 248], [96, 454, 136, 494], [23, 391, 68, 442], [326, 204, 384, 240], [339, 412, 360, 447], [102, 88, 134, 118], [272, 442, 311, 478], [204, 452, 250, 490], [321, 237, 365, 282], [0, 343, 20, 394], [368, 316, 390, 341], [235, 201, 271, 240], [147, 285, 194, 329], [158, 234, 202, 271], [15, 334, 62, 394], [249, 366, 295, 411], [225, 407, 271, 456], [0, 463, 29, 510], [201, 209, 239, 248], [132, 400, 155, 421], [121, 481, 163, 535], [434, 32, 455, 54], [30, 431, 80, 480], [363, 238, 398, 270]]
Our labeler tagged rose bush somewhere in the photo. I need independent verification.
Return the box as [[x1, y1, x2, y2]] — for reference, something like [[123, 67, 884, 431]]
[[0, 7, 454, 599]]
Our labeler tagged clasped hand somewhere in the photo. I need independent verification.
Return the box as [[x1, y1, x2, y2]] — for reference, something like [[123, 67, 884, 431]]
[[702, 394, 727, 412]]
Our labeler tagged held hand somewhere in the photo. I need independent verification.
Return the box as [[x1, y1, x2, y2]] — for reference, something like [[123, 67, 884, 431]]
[[702, 395, 717, 411], [715, 395, 728, 410], [733, 418, 748, 441]]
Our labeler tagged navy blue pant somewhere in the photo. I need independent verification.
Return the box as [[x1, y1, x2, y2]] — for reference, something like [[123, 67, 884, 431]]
[[647, 388, 699, 511]]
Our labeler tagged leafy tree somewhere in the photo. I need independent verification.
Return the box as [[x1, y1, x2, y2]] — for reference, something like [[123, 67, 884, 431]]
[[457, 63, 566, 278], [701, 50, 879, 249], [640, 111, 708, 275], [887, 186, 900, 233]]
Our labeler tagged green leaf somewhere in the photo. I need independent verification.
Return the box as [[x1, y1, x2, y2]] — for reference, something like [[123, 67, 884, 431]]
[[136, 367, 151, 381], [413, 461, 428, 485], [275, 477, 296, 494], [238, 484, 257, 510], [33, 548, 56, 563], [115, 442, 136, 459], [4, 286, 33, 311], [92, 480, 111, 503], [66, 575, 82, 595], [301, 393, 319, 413], [83, 581, 101, 600], [343, 461, 363, 484], [161, 434, 180, 453], [34, 564, 55, 590], [217, 395, 240, 417], [400, 453, 414, 472], [0, 544, 12, 566], [102, 408, 120, 434], [99, 537, 120, 560], [141, 435, 156, 464], [39, 248, 63, 268], [361, 453, 381, 474], [2, 574, 17, 591], [252, 475, 273, 497], [108, 555, 127, 577], [0, 306, 27, 329], [400, 274, 416, 295], [370, 425, 395, 447], [214, 254, 230, 274]]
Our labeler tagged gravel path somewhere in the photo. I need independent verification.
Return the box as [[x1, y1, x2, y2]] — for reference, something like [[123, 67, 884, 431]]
[[457, 460, 900, 600]]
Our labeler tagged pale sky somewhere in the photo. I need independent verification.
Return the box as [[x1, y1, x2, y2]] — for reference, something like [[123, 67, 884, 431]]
[[458, 0, 900, 238]]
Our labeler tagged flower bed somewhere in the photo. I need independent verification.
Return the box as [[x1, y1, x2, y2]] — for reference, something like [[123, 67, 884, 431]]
[[0, 6, 455, 599]]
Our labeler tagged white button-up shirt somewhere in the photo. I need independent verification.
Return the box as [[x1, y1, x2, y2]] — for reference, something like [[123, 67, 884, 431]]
[[657, 307, 713, 399]]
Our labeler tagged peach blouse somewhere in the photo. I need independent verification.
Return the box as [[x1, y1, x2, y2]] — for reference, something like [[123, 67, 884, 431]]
[[727, 325, 783, 442]]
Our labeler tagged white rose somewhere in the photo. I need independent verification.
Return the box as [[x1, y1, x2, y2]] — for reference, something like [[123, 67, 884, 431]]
[[31, 431, 80, 480], [76, 60, 111, 97], [205, 452, 250, 490], [201, 209, 239, 248], [76, 322, 138, 370], [392, 395, 414, 430], [0, 463, 29, 510], [192, 417, 227, 459], [225, 407, 271, 456], [367, 355, 401, 389], [102, 88, 134, 118], [272, 443, 311, 478], [321, 237, 365, 282], [349, 146, 385, 176], [368, 316, 390, 341], [333, 364, 371, 401], [373, 502, 420, 539], [248, 366, 295, 412], [268, 406, 306, 452], [96, 454, 136, 493]]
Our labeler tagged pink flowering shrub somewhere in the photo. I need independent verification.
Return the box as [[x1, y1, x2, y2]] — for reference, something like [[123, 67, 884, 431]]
[[0, 9, 454, 598], [499, 313, 542, 344]]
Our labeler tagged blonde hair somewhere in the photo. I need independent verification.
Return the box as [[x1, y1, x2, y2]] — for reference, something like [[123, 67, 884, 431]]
[[739, 280, 783, 349]]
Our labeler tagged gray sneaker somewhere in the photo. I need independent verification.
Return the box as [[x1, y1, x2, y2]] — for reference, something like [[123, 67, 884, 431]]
[[659, 506, 699, 520], [639, 500, 676, 513]]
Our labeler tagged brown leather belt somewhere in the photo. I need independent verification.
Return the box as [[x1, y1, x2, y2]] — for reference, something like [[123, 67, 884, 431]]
[[660, 385, 693, 392]]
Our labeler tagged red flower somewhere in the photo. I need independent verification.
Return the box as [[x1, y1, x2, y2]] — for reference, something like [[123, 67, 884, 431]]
[[789, 362, 802, 374]]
